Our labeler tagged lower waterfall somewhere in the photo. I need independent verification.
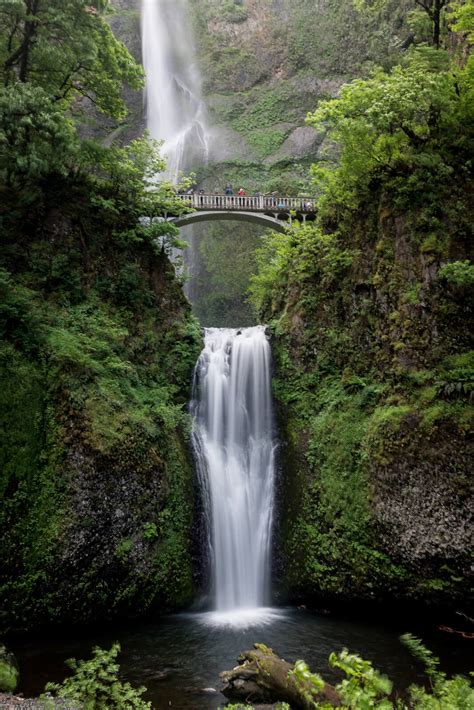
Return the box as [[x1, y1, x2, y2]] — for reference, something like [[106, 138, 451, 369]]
[[191, 327, 276, 618]]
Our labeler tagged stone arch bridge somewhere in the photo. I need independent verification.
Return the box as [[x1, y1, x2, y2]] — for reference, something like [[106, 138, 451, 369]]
[[168, 194, 316, 234]]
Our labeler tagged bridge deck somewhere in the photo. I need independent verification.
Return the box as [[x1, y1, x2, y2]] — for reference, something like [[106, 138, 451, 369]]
[[175, 194, 316, 213]]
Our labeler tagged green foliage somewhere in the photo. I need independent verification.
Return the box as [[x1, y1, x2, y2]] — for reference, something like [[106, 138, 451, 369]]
[[308, 49, 472, 217], [278, 370, 400, 597], [220, 0, 248, 23], [280, 641, 474, 709], [44, 643, 151, 709], [245, 128, 289, 159], [44, 301, 189, 453], [354, 0, 451, 48], [430, 352, 474, 403], [142, 522, 158, 540], [287, 0, 405, 76], [448, 0, 474, 43], [115, 539, 133, 561], [0, 267, 43, 350], [408, 674, 474, 709], [290, 659, 325, 707], [330, 649, 393, 708], [0, 0, 143, 118], [249, 223, 357, 317], [401, 634, 474, 709], [400, 634, 440, 678], [0, 659, 19, 693], [231, 85, 297, 133], [152, 441, 196, 605], [0, 84, 78, 186], [439, 261, 474, 288]]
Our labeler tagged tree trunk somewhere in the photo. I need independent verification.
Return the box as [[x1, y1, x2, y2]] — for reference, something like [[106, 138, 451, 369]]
[[220, 644, 340, 709], [19, 0, 40, 83], [433, 0, 441, 49]]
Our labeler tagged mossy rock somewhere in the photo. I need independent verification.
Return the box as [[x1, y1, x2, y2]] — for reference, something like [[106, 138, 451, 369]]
[[0, 645, 19, 692]]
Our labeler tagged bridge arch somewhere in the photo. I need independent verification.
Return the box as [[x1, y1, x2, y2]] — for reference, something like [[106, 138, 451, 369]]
[[170, 210, 289, 233]]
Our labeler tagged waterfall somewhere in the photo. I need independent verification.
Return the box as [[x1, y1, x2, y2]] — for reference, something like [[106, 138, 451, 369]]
[[141, 0, 210, 181], [191, 327, 276, 616], [141, 0, 210, 297]]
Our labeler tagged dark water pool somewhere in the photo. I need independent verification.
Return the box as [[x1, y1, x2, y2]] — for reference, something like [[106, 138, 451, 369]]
[[10, 607, 471, 708]]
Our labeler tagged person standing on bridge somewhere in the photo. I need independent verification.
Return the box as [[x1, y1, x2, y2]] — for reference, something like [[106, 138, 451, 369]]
[[238, 186, 246, 207], [225, 183, 233, 196]]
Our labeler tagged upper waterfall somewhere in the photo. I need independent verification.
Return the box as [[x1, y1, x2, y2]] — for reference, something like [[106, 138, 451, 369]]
[[191, 327, 276, 618], [141, 0, 210, 180]]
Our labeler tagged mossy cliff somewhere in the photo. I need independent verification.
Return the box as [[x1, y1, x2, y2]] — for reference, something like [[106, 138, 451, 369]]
[[108, 0, 411, 186], [0, 176, 202, 633], [191, 0, 411, 190], [249, 28, 474, 608], [255, 173, 473, 608], [185, 0, 415, 325]]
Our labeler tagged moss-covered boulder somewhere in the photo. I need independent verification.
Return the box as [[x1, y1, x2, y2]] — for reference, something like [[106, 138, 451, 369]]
[[0, 644, 19, 693]]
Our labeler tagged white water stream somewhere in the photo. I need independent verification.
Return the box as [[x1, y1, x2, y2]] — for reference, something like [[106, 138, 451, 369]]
[[191, 328, 276, 621], [141, 5, 276, 621], [141, 0, 210, 180], [141, 0, 211, 296]]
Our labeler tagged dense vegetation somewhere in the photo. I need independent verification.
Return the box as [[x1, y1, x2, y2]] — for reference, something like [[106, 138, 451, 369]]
[[183, 220, 261, 326], [250, 1, 473, 606], [0, 0, 201, 631]]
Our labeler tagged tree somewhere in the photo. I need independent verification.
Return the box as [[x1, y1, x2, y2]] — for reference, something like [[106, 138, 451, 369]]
[[353, 0, 450, 47], [306, 48, 472, 214], [414, 0, 450, 48], [0, 83, 78, 187], [448, 0, 474, 44], [0, 0, 190, 253], [0, 0, 143, 119]]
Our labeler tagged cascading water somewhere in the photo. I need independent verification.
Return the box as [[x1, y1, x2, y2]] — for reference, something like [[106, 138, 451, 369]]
[[141, 0, 210, 297], [191, 327, 276, 620], [141, 0, 210, 181], [142, 4, 277, 622]]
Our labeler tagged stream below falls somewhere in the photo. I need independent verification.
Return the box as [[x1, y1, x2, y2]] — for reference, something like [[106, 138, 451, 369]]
[[10, 608, 470, 708]]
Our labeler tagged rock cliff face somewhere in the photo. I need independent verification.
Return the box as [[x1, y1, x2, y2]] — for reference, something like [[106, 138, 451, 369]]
[[0, 177, 202, 632], [263, 178, 473, 608]]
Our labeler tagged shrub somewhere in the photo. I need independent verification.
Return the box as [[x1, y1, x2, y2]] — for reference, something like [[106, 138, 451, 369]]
[[439, 261, 474, 288], [43, 643, 151, 709]]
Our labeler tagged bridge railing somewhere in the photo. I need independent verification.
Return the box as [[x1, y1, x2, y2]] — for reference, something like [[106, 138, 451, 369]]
[[174, 194, 316, 212]]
